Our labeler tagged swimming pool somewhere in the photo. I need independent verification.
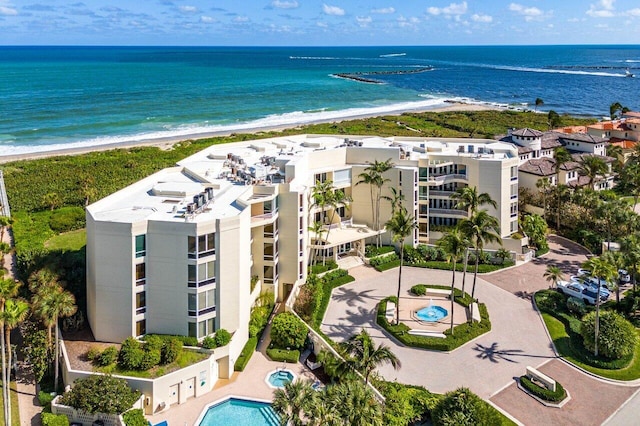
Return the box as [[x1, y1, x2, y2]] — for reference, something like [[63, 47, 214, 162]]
[[198, 397, 279, 426]]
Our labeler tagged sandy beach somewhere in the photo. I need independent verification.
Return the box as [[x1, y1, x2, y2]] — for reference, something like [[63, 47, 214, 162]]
[[0, 102, 499, 164]]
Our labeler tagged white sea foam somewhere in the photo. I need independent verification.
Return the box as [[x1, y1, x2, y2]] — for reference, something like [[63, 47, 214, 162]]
[[491, 64, 625, 78], [380, 53, 406, 57], [0, 98, 458, 157]]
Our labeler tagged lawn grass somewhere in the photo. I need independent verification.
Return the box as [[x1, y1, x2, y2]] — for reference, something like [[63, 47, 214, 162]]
[[0, 380, 21, 426], [44, 228, 86, 251], [375, 260, 515, 273], [540, 312, 640, 380]]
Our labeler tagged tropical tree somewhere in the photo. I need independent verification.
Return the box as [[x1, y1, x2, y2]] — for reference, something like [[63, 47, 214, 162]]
[[601, 250, 623, 303], [606, 144, 624, 172], [596, 198, 630, 251], [325, 380, 383, 426], [437, 227, 469, 333], [2, 297, 29, 425], [621, 235, 640, 293], [547, 110, 562, 129], [553, 147, 572, 230], [33, 286, 77, 389], [43, 192, 62, 211], [385, 206, 417, 325], [343, 329, 401, 384], [534, 97, 544, 112], [543, 265, 564, 289], [582, 256, 618, 357], [459, 210, 501, 319], [382, 187, 405, 215], [356, 159, 394, 247], [0, 277, 19, 423], [273, 380, 313, 426], [323, 187, 351, 250], [521, 213, 548, 252], [535, 177, 552, 220], [578, 156, 607, 189], [310, 180, 337, 265], [29, 268, 61, 345], [609, 102, 629, 120], [308, 221, 325, 267]]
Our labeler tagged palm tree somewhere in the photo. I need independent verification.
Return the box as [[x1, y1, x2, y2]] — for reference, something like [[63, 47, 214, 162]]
[[323, 188, 351, 252], [1, 297, 28, 425], [553, 147, 572, 230], [356, 159, 394, 247], [582, 256, 618, 357], [34, 286, 76, 389], [536, 177, 552, 220], [621, 235, 640, 293], [437, 227, 469, 333], [382, 187, 405, 215], [310, 180, 337, 265], [325, 380, 383, 426], [534, 97, 544, 112], [272, 379, 313, 426], [385, 206, 417, 325], [547, 110, 562, 129], [0, 277, 18, 423], [308, 221, 325, 267], [343, 329, 401, 384], [606, 144, 624, 172], [543, 265, 564, 289], [578, 156, 607, 189], [610, 102, 625, 120], [459, 210, 501, 320], [29, 269, 61, 345]]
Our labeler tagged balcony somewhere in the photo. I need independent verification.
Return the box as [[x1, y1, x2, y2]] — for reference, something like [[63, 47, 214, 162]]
[[188, 278, 216, 288], [251, 210, 278, 227], [425, 174, 468, 186], [429, 208, 468, 218], [429, 190, 456, 197], [188, 306, 216, 317]]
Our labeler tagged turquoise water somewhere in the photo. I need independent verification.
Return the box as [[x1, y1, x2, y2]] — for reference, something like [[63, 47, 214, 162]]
[[267, 370, 294, 388], [199, 398, 279, 426], [416, 305, 448, 322], [1, 45, 639, 156]]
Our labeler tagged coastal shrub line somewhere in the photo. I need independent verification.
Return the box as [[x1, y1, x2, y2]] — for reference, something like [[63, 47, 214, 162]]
[[376, 297, 491, 351], [519, 375, 567, 402]]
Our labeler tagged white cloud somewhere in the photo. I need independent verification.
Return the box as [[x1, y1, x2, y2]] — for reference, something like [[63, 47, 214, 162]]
[[586, 0, 616, 17], [317, 21, 328, 28], [233, 16, 249, 22], [371, 7, 395, 14], [397, 15, 420, 28], [629, 8, 640, 17], [0, 0, 17, 15], [270, 0, 299, 9], [471, 13, 492, 23], [179, 5, 198, 13], [356, 16, 372, 26], [567, 17, 580, 22], [323, 4, 345, 16], [200, 15, 215, 23], [509, 3, 546, 21], [427, 2, 467, 16]]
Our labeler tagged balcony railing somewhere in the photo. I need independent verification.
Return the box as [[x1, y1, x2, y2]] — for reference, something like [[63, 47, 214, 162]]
[[427, 174, 468, 185], [251, 210, 278, 223], [188, 306, 216, 317], [429, 208, 468, 218], [188, 277, 216, 288], [428, 190, 456, 197]]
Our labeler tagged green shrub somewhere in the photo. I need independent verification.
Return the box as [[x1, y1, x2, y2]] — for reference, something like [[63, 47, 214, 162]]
[[374, 259, 401, 271], [567, 297, 587, 316], [144, 334, 198, 347], [38, 390, 55, 408], [271, 312, 307, 350], [201, 336, 216, 349], [41, 412, 70, 426], [580, 310, 637, 360], [234, 336, 257, 371], [98, 346, 119, 366], [309, 260, 338, 274], [139, 349, 161, 370], [431, 387, 502, 426], [376, 381, 439, 426], [410, 285, 427, 296], [214, 329, 231, 347], [49, 206, 86, 233], [118, 337, 144, 370], [86, 347, 101, 362], [369, 253, 399, 267], [535, 290, 566, 313], [365, 245, 395, 257], [266, 347, 300, 363], [160, 338, 182, 364], [122, 408, 147, 426], [520, 376, 566, 402], [143, 335, 164, 352], [59, 374, 141, 414]]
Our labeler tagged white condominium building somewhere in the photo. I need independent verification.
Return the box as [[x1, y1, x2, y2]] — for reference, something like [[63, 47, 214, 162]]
[[86, 134, 521, 364]]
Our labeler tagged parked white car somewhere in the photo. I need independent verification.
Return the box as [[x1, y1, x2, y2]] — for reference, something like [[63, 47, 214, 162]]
[[619, 269, 631, 284], [557, 280, 608, 305]]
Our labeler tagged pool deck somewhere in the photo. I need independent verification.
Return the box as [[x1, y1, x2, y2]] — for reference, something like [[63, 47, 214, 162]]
[[145, 350, 316, 426]]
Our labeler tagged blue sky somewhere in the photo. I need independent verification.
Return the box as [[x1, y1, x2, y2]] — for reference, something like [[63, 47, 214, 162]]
[[2, 0, 640, 45]]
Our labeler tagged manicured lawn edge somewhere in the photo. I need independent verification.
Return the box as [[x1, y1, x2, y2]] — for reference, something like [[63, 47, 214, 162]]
[[519, 376, 567, 402], [376, 296, 491, 351], [312, 274, 355, 328], [374, 260, 515, 273], [535, 291, 640, 380], [234, 337, 258, 371], [266, 348, 300, 363]]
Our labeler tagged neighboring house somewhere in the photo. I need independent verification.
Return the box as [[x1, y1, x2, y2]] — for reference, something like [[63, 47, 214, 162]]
[[499, 128, 615, 192]]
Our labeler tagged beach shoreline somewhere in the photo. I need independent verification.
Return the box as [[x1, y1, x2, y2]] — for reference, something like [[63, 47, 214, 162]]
[[0, 102, 499, 164]]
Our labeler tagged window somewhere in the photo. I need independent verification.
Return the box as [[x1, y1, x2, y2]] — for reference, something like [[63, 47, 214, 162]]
[[136, 319, 146, 337], [314, 172, 327, 183], [135, 235, 146, 258], [195, 318, 215, 338], [188, 233, 215, 259], [265, 222, 278, 238], [188, 260, 215, 288], [136, 263, 146, 286], [334, 169, 351, 185], [188, 322, 197, 338], [189, 289, 215, 316], [136, 291, 146, 314]]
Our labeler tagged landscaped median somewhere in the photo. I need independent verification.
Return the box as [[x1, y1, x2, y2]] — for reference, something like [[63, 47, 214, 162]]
[[376, 293, 491, 352], [535, 289, 640, 380]]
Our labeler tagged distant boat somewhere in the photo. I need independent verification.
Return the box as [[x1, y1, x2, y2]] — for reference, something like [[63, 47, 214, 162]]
[[625, 69, 635, 78]]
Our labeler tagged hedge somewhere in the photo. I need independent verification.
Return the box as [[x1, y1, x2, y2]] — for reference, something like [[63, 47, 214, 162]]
[[376, 297, 491, 351], [519, 375, 567, 402], [369, 253, 399, 267], [234, 336, 258, 371], [374, 259, 401, 271], [41, 413, 70, 426], [266, 348, 300, 363], [365, 245, 395, 258]]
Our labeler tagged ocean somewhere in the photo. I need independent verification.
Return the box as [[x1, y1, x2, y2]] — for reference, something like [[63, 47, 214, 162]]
[[1, 45, 639, 156]]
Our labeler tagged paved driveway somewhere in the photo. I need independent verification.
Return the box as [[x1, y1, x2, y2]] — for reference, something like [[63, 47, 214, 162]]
[[321, 266, 556, 398]]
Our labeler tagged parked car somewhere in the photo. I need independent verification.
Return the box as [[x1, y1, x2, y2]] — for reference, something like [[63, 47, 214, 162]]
[[577, 268, 590, 277], [571, 274, 612, 294], [619, 269, 631, 284], [557, 280, 608, 305]]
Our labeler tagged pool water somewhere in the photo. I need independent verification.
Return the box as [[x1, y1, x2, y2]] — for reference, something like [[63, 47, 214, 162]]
[[416, 305, 448, 322], [199, 398, 279, 426], [267, 370, 294, 388]]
